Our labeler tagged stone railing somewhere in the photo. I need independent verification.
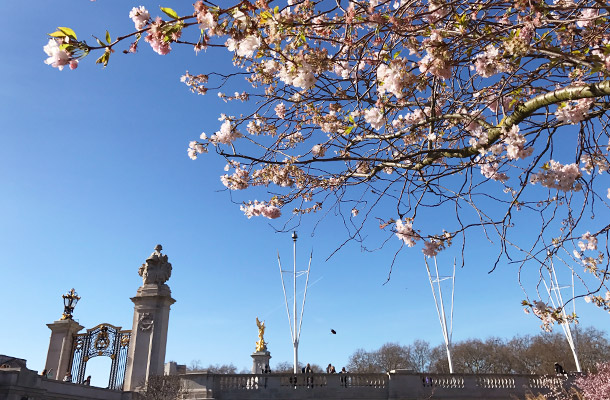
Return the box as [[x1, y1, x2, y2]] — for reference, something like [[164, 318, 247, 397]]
[[180, 370, 577, 400], [0, 367, 132, 400]]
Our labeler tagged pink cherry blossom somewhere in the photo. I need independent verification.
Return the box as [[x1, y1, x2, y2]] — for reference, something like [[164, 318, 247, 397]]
[[395, 219, 419, 246], [575, 362, 610, 400], [422, 240, 442, 257], [503, 125, 533, 160], [364, 107, 385, 130], [377, 58, 412, 99], [194, 2, 215, 31], [227, 35, 261, 58], [221, 166, 249, 190], [144, 18, 172, 55], [555, 98, 594, 124], [275, 103, 286, 119], [129, 6, 150, 30], [311, 144, 326, 157], [530, 160, 582, 192], [472, 45, 506, 78], [240, 200, 281, 219], [578, 231, 598, 251], [43, 39, 71, 70], [211, 120, 242, 145], [576, 8, 598, 28]]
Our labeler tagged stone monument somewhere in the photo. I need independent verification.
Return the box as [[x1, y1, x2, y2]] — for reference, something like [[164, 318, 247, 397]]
[[251, 317, 271, 374], [123, 245, 176, 391]]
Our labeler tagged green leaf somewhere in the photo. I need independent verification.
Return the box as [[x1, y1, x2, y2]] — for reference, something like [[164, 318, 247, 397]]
[[160, 7, 179, 19], [95, 51, 110, 67], [96, 38, 105, 47], [344, 125, 354, 135], [58, 27, 77, 40], [274, 6, 279, 14], [48, 30, 66, 38], [260, 10, 272, 22], [106, 30, 111, 44]]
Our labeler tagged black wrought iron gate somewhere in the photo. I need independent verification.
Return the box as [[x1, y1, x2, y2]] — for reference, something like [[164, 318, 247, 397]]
[[68, 323, 131, 390]]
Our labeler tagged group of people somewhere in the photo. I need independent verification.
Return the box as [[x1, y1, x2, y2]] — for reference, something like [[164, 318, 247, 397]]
[[40, 370, 91, 386], [325, 364, 348, 374]]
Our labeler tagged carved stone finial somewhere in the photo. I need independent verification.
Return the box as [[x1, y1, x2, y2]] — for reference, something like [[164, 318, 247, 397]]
[[138, 245, 172, 286]]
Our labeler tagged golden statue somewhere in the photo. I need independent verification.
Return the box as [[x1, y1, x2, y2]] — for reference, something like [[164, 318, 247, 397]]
[[255, 317, 267, 352]]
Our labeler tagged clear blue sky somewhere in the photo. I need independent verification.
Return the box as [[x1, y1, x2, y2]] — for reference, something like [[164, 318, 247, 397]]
[[2, 1, 609, 387]]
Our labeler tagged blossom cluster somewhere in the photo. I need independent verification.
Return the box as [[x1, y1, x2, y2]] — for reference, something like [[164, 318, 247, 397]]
[[472, 45, 508, 78], [522, 300, 576, 332], [221, 165, 249, 190], [187, 133, 208, 160], [129, 6, 150, 30], [43, 38, 78, 70], [530, 161, 582, 192], [43, 1, 610, 310], [555, 98, 594, 125], [575, 362, 610, 400], [578, 232, 598, 251], [395, 219, 419, 247], [180, 72, 209, 95], [240, 200, 281, 219], [210, 119, 242, 145]]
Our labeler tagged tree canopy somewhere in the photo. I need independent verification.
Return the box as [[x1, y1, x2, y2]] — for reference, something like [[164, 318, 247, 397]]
[[44, 0, 610, 327], [346, 327, 610, 374]]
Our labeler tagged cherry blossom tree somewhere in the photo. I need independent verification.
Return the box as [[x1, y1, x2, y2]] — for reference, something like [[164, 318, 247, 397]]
[[45, 0, 610, 328], [574, 362, 610, 400]]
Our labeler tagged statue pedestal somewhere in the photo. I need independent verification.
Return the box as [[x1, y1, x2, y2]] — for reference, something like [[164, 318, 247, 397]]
[[123, 284, 175, 391], [123, 245, 175, 391], [44, 319, 84, 380], [251, 351, 271, 374]]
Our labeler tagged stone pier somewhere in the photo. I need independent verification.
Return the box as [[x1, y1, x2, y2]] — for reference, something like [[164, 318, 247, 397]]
[[123, 245, 175, 391]]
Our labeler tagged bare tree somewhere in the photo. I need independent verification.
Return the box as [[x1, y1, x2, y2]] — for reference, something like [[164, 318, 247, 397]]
[[375, 342, 413, 372], [347, 348, 380, 373], [138, 375, 187, 400], [410, 340, 432, 373], [186, 361, 238, 374]]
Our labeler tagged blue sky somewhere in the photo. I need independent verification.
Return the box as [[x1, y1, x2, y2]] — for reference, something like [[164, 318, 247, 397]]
[[2, 1, 610, 388]]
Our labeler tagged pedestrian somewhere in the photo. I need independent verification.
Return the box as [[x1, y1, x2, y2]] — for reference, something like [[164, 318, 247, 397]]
[[63, 372, 72, 383], [304, 363, 313, 388], [339, 367, 347, 387], [304, 363, 312, 374], [330, 365, 336, 374], [554, 362, 566, 375], [84, 376, 91, 386], [326, 363, 332, 373]]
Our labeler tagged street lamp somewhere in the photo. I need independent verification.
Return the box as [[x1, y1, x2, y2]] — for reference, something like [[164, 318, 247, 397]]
[[60, 288, 80, 320]]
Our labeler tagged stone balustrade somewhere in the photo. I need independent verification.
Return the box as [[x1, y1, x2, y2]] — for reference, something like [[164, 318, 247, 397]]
[[1, 366, 578, 400], [181, 370, 577, 400]]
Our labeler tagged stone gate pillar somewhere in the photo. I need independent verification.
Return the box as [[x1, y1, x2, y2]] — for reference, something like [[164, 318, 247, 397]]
[[123, 245, 175, 391], [44, 319, 84, 380]]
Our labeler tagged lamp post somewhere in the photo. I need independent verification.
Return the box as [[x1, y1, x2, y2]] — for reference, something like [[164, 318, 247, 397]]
[[61, 288, 80, 320]]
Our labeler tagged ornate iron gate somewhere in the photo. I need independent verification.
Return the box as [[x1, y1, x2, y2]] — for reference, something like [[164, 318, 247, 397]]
[[68, 323, 131, 390]]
